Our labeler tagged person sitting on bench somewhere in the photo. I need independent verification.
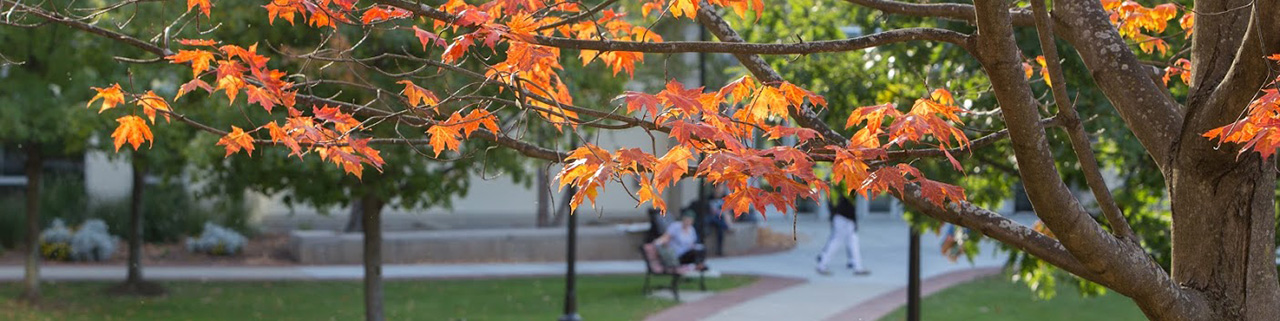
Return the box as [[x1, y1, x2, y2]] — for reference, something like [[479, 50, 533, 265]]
[[653, 211, 708, 271]]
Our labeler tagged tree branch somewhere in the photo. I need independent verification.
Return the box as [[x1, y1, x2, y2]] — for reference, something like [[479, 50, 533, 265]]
[[841, 0, 1035, 26], [893, 184, 1096, 280], [527, 28, 971, 55], [1028, 0, 1135, 241]]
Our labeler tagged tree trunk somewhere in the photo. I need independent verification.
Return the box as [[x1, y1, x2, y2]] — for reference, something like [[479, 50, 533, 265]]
[[536, 165, 551, 227], [126, 159, 146, 284], [345, 198, 363, 233], [360, 195, 386, 321], [1164, 124, 1280, 320], [19, 144, 42, 302], [106, 158, 164, 297]]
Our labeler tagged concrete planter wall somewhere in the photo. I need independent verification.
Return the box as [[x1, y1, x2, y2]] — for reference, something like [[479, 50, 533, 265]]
[[289, 224, 760, 264]]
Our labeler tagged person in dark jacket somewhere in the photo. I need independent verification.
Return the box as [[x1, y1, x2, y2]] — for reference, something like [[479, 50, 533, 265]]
[[816, 192, 870, 275]]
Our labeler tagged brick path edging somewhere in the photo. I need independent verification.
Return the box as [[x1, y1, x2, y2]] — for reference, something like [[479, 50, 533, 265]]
[[823, 267, 1004, 321], [644, 276, 807, 321]]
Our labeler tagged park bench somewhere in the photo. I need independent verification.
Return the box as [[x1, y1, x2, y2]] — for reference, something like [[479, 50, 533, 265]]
[[638, 243, 706, 301]]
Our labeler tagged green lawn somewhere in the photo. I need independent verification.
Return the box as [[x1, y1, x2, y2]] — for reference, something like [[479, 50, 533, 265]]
[[878, 275, 1146, 321], [2, 274, 754, 321]]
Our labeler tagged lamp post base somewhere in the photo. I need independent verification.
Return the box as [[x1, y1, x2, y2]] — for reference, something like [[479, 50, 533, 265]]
[[557, 313, 582, 321]]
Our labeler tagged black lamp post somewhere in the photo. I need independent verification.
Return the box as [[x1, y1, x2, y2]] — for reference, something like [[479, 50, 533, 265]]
[[558, 205, 581, 321], [907, 226, 921, 321]]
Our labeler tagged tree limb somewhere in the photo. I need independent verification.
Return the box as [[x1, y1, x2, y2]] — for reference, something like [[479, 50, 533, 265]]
[[970, 0, 1171, 301], [1028, 0, 1135, 241], [841, 0, 1035, 26]]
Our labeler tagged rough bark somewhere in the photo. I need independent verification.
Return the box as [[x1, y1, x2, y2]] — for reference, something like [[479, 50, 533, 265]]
[[19, 144, 42, 302], [1165, 2, 1280, 317], [360, 194, 386, 321]]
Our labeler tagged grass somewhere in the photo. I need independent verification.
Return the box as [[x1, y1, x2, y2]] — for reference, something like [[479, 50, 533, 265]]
[[877, 275, 1146, 321], [1, 274, 754, 321]]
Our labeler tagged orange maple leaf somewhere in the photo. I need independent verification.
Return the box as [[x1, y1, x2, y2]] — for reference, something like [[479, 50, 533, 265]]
[[187, 0, 211, 16], [217, 126, 256, 157], [398, 80, 440, 107], [426, 124, 462, 156], [137, 91, 172, 123], [656, 80, 704, 116], [264, 1, 298, 25], [166, 50, 216, 78], [668, 0, 698, 19], [88, 83, 125, 113], [111, 115, 153, 151], [459, 109, 500, 137]]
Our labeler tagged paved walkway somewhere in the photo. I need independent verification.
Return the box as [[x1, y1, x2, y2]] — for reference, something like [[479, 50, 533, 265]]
[[0, 213, 1034, 320]]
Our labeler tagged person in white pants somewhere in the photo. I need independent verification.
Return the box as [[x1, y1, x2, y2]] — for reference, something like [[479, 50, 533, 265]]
[[816, 192, 870, 275]]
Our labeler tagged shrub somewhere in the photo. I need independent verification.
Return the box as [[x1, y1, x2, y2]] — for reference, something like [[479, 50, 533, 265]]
[[39, 218, 117, 262], [69, 219, 116, 261], [186, 222, 247, 256]]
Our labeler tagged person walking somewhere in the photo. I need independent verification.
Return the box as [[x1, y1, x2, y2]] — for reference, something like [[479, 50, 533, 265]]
[[816, 192, 870, 275]]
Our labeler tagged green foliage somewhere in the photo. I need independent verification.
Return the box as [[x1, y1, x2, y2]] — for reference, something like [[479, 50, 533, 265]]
[[0, 275, 755, 321]]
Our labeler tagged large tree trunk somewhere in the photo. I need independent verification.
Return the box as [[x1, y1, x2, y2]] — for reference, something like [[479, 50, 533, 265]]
[[360, 194, 386, 321], [19, 144, 42, 302], [1165, 101, 1280, 320]]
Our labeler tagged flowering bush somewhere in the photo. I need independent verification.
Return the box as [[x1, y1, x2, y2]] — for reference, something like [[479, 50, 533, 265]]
[[186, 222, 246, 256]]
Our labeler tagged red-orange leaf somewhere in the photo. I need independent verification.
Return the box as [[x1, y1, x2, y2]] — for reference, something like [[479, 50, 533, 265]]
[[137, 91, 172, 123], [245, 85, 279, 112], [111, 115, 153, 151], [179, 39, 219, 46], [442, 35, 475, 63], [615, 91, 662, 119], [88, 83, 125, 113], [845, 103, 901, 133], [175, 78, 213, 100], [412, 26, 446, 50], [217, 126, 256, 157], [362, 6, 411, 24]]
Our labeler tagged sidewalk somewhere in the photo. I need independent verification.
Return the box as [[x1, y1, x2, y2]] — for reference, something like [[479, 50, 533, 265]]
[[0, 212, 1029, 320]]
